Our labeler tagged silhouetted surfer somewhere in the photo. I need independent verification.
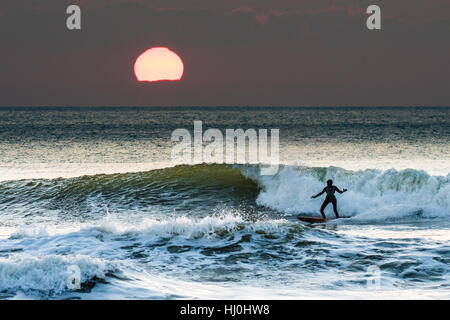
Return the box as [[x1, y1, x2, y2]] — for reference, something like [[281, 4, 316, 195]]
[[311, 179, 347, 219]]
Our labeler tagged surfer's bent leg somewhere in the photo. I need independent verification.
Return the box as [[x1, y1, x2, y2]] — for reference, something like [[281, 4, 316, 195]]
[[320, 199, 329, 219], [331, 198, 339, 218]]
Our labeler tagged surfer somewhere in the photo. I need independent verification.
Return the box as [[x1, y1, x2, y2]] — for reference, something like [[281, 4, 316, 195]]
[[311, 179, 347, 219]]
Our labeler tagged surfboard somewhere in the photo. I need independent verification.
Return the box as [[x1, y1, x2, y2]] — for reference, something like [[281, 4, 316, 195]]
[[297, 216, 329, 224]]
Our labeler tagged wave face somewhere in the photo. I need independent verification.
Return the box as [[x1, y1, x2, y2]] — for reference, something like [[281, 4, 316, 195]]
[[0, 164, 261, 225]]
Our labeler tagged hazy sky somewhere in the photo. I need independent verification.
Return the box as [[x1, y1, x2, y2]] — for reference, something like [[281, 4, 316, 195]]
[[1, 0, 449, 106]]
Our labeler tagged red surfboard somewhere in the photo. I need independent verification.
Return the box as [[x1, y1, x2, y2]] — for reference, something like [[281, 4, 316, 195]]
[[297, 216, 329, 224]]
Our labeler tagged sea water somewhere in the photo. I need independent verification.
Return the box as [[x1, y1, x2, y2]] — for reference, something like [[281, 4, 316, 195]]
[[0, 106, 448, 299]]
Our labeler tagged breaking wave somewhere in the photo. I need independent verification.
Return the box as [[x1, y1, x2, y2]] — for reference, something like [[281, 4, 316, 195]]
[[0, 163, 448, 222]]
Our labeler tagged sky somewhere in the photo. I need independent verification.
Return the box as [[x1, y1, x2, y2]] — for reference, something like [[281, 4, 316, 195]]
[[0, 0, 449, 106]]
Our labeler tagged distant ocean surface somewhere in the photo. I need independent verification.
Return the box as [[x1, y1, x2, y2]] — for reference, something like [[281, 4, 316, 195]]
[[0, 106, 449, 299]]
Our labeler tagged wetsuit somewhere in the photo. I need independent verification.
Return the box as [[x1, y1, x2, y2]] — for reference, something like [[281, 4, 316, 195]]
[[320, 186, 339, 218]]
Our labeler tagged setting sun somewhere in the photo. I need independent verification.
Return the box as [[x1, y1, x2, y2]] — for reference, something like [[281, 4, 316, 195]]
[[134, 47, 184, 82]]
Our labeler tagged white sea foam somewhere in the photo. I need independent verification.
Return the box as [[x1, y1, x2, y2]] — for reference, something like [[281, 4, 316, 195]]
[[93, 214, 288, 239], [241, 165, 450, 220]]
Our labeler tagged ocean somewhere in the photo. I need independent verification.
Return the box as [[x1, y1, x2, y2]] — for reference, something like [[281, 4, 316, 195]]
[[0, 106, 449, 299]]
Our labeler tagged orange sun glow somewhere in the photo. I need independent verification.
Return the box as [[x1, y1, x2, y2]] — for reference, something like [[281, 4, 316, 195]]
[[134, 47, 184, 82]]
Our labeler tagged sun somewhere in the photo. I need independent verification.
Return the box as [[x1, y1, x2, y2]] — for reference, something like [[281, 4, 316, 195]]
[[134, 47, 184, 82]]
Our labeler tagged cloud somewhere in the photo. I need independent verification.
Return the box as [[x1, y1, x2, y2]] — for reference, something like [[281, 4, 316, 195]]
[[225, 7, 283, 25]]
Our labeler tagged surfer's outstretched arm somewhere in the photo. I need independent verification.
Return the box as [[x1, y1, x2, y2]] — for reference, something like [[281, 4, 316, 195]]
[[311, 188, 326, 199], [335, 187, 347, 194]]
